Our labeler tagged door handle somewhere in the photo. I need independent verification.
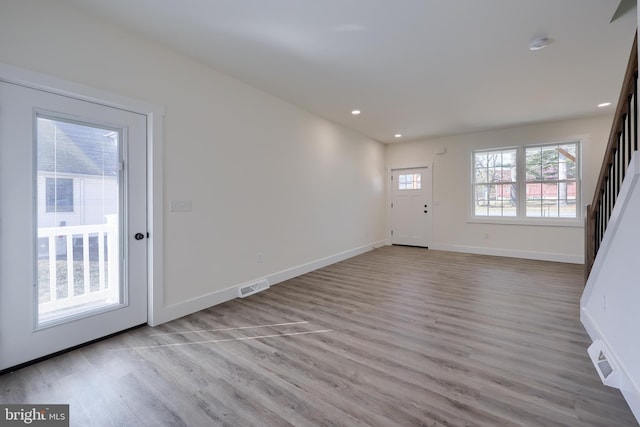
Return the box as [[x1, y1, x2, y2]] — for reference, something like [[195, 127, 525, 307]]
[[424, 210, 428, 213], [134, 233, 145, 240]]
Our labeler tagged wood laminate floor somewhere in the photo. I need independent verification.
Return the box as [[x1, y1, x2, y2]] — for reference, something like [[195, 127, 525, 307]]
[[1, 246, 637, 426]]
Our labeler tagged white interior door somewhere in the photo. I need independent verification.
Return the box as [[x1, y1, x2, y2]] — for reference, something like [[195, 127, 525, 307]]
[[0, 81, 147, 371], [391, 167, 433, 247]]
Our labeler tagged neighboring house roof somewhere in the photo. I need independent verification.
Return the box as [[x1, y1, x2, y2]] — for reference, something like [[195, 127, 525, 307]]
[[37, 118, 119, 177]]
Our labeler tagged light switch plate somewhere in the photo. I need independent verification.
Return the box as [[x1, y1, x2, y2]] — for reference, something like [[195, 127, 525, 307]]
[[170, 200, 192, 212]]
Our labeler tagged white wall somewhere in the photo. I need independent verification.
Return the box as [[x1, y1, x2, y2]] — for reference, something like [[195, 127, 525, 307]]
[[0, 0, 386, 323], [581, 153, 640, 423], [385, 115, 613, 262]]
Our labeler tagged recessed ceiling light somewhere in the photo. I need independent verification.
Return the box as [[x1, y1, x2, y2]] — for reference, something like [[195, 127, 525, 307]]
[[351, 110, 361, 115], [529, 37, 552, 51], [598, 102, 612, 108], [394, 134, 402, 138]]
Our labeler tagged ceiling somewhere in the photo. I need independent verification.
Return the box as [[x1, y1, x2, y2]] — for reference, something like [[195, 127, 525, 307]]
[[61, 0, 637, 143]]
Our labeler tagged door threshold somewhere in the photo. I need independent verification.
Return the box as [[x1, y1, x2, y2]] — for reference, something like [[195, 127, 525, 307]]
[[0, 323, 146, 376]]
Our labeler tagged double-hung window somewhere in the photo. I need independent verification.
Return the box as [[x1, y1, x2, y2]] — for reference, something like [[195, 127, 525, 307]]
[[473, 148, 517, 217], [472, 141, 580, 222]]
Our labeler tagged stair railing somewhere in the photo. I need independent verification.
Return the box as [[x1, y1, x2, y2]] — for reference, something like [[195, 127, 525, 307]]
[[585, 32, 638, 280]]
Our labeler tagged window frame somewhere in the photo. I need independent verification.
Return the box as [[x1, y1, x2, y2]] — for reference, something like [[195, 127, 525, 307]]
[[397, 172, 422, 190], [469, 140, 582, 227], [472, 147, 518, 218]]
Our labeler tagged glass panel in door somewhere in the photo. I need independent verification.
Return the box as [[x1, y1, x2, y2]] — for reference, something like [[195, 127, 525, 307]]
[[36, 116, 122, 326]]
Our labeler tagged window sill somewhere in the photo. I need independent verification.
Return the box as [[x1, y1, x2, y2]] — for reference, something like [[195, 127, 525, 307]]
[[467, 216, 583, 227]]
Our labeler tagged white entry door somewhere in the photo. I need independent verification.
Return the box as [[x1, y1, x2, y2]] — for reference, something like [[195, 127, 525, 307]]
[[0, 81, 148, 371], [391, 167, 433, 247]]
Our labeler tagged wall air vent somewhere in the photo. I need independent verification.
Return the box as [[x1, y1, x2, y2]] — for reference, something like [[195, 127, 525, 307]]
[[238, 279, 270, 298], [587, 340, 621, 388], [597, 351, 613, 379]]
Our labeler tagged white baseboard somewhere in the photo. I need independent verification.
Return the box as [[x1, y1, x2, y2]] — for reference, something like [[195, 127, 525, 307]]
[[149, 240, 385, 326], [267, 240, 386, 285], [622, 386, 640, 425], [149, 282, 239, 327], [582, 309, 640, 424], [428, 243, 583, 264]]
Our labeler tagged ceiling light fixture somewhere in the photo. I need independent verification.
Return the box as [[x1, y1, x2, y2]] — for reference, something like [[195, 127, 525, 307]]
[[394, 134, 402, 138], [351, 110, 361, 115], [598, 102, 612, 108], [529, 37, 551, 51]]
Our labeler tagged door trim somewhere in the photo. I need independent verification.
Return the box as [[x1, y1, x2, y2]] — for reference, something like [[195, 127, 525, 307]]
[[386, 163, 434, 246], [0, 62, 166, 326]]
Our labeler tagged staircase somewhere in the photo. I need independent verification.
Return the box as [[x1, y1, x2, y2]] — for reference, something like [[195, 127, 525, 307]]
[[581, 32, 640, 423]]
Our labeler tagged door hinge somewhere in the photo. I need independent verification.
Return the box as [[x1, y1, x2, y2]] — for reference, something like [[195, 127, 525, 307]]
[[391, 202, 393, 208], [391, 175, 393, 181], [390, 230, 394, 236]]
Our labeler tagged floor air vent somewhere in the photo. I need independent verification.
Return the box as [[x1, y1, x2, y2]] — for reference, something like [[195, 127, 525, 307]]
[[238, 279, 270, 298]]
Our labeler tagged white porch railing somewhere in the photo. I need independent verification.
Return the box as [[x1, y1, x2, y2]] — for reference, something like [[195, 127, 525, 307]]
[[38, 223, 119, 318]]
